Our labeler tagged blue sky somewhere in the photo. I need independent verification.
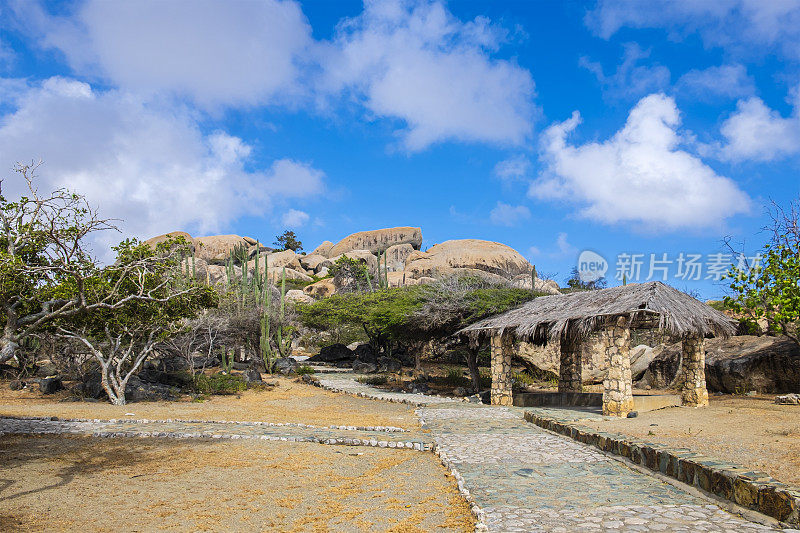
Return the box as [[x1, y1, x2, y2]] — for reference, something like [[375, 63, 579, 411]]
[[1, 0, 799, 298]]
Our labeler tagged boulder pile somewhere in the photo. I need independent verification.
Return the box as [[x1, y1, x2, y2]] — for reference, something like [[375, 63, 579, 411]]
[[144, 226, 559, 299]]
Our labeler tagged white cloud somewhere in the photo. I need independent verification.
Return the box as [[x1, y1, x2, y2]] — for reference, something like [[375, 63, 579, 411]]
[[17, 0, 313, 108], [587, 0, 800, 60], [489, 201, 531, 226], [676, 64, 755, 100], [322, 0, 535, 151], [493, 154, 531, 181], [717, 89, 800, 161], [281, 209, 310, 228], [555, 232, 576, 256], [579, 43, 670, 99], [0, 77, 325, 256], [533, 93, 751, 230]]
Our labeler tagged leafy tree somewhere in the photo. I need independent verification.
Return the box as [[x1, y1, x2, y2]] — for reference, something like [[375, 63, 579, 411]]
[[273, 230, 302, 252], [298, 275, 540, 388], [329, 255, 372, 293], [724, 197, 799, 344], [58, 238, 217, 404], [565, 267, 606, 290]]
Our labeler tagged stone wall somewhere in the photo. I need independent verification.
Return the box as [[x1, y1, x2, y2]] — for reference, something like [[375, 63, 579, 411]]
[[599, 318, 634, 417], [490, 333, 514, 406]]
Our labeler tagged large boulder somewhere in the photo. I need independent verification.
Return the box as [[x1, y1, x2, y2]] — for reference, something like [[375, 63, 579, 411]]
[[309, 241, 335, 258], [195, 235, 251, 263], [38, 377, 63, 394], [268, 268, 313, 283], [274, 357, 299, 375], [383, 243, 414, 272], [308, 344, 354, 363], [331, 249, 379, 277], [303, 278, 336, 298], [125, 376, 178, 402], [328, 227, 423, 257], [285, 289, 315, 304], [299, 254, 328, 272], [639, 335, 800, 393], [404, 239, 532, 280], [266, 250, 302, 270], [144, 231, 194, 250], [510, 274, 561, 295]]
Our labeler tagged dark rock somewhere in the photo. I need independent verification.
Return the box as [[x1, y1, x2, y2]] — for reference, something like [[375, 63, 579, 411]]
[[641, 335, 800, 393], [300, 374, 316, 384], [160, 356, 189, 372], [377, 356, 402, 373], [125, 376, 177, 402], [353, 344, 378, 363], [192, 353, 218, 369], [9, 380, 25, 391], [81, 372, 106, 399], [352, 360, 378, 374], [627, 411, 639, 418], [242, 368, 263, 383], [38, 377, 63, 394], [409, 381, 429, 394], [35, 361, 59, 377], [466, 394, 482, 404], [274, 357, 299, 376], [308, 344, 354, 363], [232, 361, 251, 371], [452, 386, 468, 397], [139, 369, 193, 388]]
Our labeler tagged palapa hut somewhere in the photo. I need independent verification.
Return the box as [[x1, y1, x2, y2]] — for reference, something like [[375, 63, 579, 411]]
[[460, 281, 737, 416]]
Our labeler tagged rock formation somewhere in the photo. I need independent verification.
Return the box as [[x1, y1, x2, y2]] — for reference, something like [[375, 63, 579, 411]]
[[328, 227, 422, 257]]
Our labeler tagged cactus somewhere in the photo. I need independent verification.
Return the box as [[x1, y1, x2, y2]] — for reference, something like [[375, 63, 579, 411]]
[[221, 346, 233, 373], [531, 264, 537, 290], [260, 266, 292, 373], [623, 273, 627, 286]]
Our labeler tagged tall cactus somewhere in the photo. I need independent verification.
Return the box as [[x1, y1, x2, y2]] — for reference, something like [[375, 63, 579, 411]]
[[531, 264, 537, 291]]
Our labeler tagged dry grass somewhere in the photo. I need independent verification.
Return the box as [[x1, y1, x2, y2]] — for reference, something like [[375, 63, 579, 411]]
[[0, 434, 474, 532], [582, 394, 800, 485], [0, 378, 417, 429]]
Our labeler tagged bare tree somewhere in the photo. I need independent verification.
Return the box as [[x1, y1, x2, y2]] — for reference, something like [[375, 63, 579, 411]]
[[0, 162, 207, 364]]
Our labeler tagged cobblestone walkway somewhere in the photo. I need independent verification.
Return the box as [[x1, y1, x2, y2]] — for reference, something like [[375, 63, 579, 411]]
[[313, 373, 788, 532], [0, 416, 433, 450]]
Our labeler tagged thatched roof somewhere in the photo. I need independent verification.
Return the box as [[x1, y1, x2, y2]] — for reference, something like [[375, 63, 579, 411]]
[[459, 281, 737, 346]]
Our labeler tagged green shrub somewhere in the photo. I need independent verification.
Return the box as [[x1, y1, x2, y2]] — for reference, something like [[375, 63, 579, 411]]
[[296, 365, 316, 375], [193, 372, 247, 395]]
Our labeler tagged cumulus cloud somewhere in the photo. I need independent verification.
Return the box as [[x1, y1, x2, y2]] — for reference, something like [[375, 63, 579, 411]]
[[587, 0, 800, 60], [676, 64, 755, 100], [493, 154, 532, 181], [489, 201, 531, 226], [579, 43, 670, 99], [717, 89, 800, 161], [15, 0, 313, 108], [281, 209, 310, 228], [532, 93, 751, 230], [322, 0, 535, 151], [0, 77, 325, 256]]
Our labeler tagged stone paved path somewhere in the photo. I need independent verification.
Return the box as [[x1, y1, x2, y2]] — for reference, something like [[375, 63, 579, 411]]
[[0, 416, 433, 450], [315, 372, 461, 405], [317, 373, 790, 532]]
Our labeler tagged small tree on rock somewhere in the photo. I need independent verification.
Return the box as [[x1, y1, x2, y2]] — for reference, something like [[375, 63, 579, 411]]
[[273, 230, 302, 252]]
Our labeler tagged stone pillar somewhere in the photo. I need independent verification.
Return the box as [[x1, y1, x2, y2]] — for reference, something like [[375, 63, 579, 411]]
[[600, 317, 634, 417], [558, 336, 582, 393], [680, 336, 709, 407], [490, 331, 514, 406]]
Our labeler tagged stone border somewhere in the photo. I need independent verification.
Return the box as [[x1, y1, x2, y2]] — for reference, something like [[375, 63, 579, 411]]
[[0, 414, 407, 433], [308, 375, 464, 407], [0, 419, 430, 452], [433, 445, 488, 532], [523, 410, 800, 526]]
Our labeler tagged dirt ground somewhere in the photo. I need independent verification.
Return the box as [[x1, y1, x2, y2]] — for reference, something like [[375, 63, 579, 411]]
[[582, 395, 800, 486], [0, 434, 474, 532], [0, 378, 417, 429]]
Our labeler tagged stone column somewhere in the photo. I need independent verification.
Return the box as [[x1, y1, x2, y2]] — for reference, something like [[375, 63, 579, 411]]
[[490, 331, 514, 406], [680, 335, 709, 407], [600, 317, 634, 417], [558, 336, 582, 393]]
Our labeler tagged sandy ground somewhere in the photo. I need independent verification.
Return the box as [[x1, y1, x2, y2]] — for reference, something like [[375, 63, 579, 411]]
[[0, 434, 474, 532], [0, 378, 417, 429], [582, 395, 800, 486]]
